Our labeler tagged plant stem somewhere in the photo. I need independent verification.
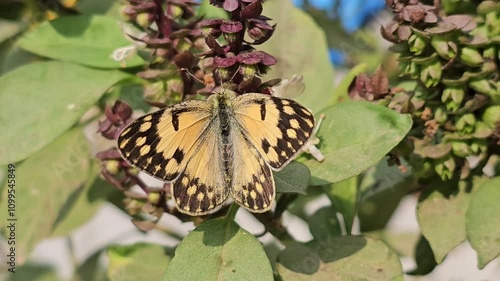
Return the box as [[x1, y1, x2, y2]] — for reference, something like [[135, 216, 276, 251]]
[[226, 203, 239, 220]]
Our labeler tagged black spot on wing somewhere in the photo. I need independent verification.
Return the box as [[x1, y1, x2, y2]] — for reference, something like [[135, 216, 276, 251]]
[[171, 108, 192, 131], [173, 149, 184, 164], [262, 139, 271, 153], [257, 99, 267, 121]]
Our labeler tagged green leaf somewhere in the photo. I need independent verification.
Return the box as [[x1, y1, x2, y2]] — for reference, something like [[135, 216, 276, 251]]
[[274, 161, 311, 194], [77, 0, 121, 16], [261, 0, 335, 113], [276, 236, 404, 281], [0, 61, 131, 165], [6, 263, 57, 281], [0, 19, 21, 44], [198, 0, 229, 19], [358, 160, 416, 232], [18, 15, 146, 68], [365, 230, 420, 258], [76, 251, 109, 281], [322, 176, 358, 233], [307, 206, 342, 240], [51, 177, 119, 237], [0, 128, 91, 260], [304, 101, 413, 185], [286, 187, 324, 220], [108, 243, 171, 281], [407, 236, 437, 276], [163, 218, 273, 281], [466, 177, 500, 269], [417, 181, 472, 263], [0, 44, 40, 75]]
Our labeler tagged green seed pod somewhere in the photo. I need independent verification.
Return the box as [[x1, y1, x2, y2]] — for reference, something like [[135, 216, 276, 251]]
[[125, 198, 145, 215], [201, 26, 215, 37], [148, 192, 162, 205], [414, 160, 435, 179], [224, 32, 239, 44], [456, 113, 477, 134], [469, 79, 499, 101], [241, 64, 258, 78], [400, 61, 420, 78], [409, 33, 427, 55], [135, 12, 153, 28], [176, 38, 192, 52], [451, 141, 472, 158], [120, 5, 136, 22], [217, 68, 232, 81], [431, 37, 456, 59], [482, 105, 500, 128], [470, 139, 488, 154], [483, 46, 496, 59], [171, 5, 184, 18], [420, 59, 442, 87], [459, 47, 484, 67], [127, 167, 140, 176], [441, 86, 465, 112], [477, 1, 498, 16], [434, 106, 448, 123], [105, 160, 120, 175], [434, 156, 456, 181]]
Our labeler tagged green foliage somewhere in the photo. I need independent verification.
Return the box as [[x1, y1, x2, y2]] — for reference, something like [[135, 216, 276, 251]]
[[162, 218, 273, 281], [276, 236, 404, 280], [108, 243, 171, 281], [304, 101, 413, 185], [0, 0, 497, 280], [0, 128, 92, 260], [466, 177, 500, 268], [260, 0, 335, 112], [274, 161, 311, 194], [0, 61, 132, 164], [18, 15, 146, 68]]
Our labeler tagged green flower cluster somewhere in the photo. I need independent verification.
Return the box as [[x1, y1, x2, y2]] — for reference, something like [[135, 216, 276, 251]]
[[379, 0, 499, 181]]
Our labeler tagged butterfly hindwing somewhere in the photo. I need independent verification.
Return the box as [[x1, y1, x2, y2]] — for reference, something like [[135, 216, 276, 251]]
[[172, 123, 229, 216], [230, 129, 275, 212], [117, 100, 212, 181], [232, 93, 315, 170]]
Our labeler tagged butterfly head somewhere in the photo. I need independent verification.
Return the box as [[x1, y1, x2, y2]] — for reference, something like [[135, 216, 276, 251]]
[[207, 88, 238, 106]]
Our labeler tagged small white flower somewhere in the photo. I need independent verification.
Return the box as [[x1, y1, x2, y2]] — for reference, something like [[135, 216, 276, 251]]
[[111, 45, 138, 64], [271, 75, 305, 99], [111, 24, 148, 66], [302, 113, 326, 162]]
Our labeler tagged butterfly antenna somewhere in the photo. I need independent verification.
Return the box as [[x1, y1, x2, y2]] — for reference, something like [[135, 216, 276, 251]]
[[180, 68, 205, 85], [215, 66, 241, 87], [230, 65, 241, 82]]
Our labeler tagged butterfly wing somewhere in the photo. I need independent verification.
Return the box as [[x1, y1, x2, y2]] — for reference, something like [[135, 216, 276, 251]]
[[172, 122, 229, 215], [232, 93, 315, 170], [117, 100, 213, 181], [230, 128, 275, 212]]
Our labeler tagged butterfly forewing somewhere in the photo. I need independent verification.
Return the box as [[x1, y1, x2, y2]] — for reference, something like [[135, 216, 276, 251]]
[[117, 100, 213, 181], [232, 93, 315, 170]]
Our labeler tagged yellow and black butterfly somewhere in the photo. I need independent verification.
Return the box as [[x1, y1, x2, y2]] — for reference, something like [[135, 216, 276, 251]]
[[117, 90, 314, 216]]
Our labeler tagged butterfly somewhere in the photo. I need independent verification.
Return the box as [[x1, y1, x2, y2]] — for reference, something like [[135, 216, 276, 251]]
[[117, 90, 315, 216]]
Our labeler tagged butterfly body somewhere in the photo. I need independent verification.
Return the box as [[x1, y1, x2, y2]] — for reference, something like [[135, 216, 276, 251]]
[[117, 90, 314, 215]]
